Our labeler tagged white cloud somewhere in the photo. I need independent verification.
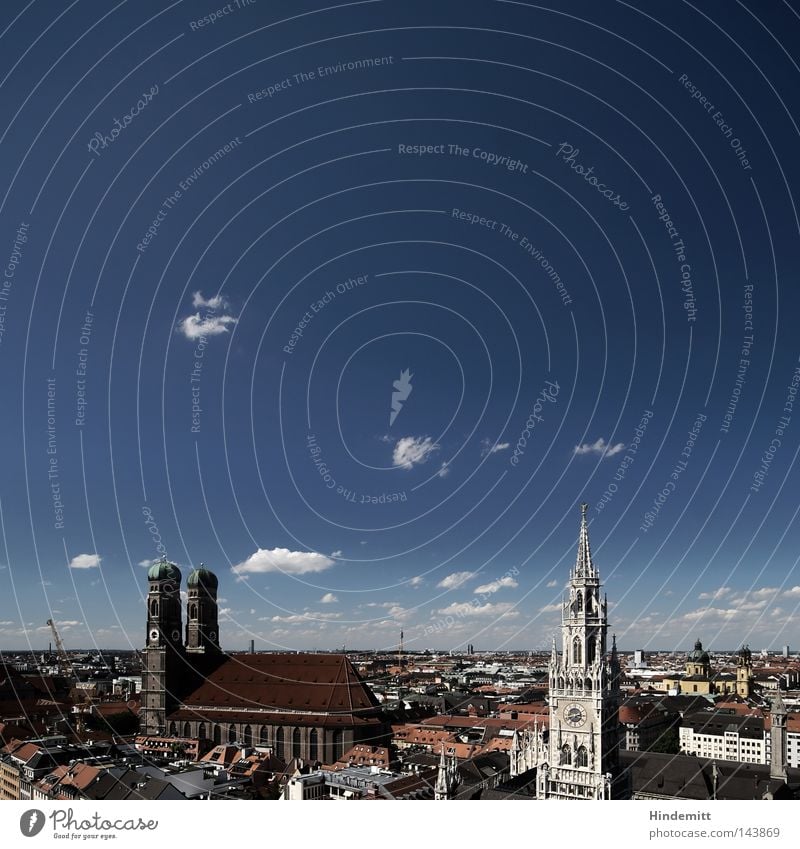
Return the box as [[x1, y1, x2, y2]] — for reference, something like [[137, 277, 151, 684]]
[[177, 291, 237, 340], [392, 436, 439, 469], [437, 462, 450, 478], [409, 576, 424, 588], [268, 612, 342, 623], [331, 550, 343, 558], [540, 602, 562, 613], [783, 586, 800, 597], [437, 571, 475, 590], [192, 291, 228, 311], [573, 438, 625, 458], [138, 558, 154, 568], [69, 553, 101, 570], [698, 586, 732, 600], [320, 592, 338, 604], [474, 576, 518, 594], [178, 312, 237, 339], [546, 579, 558, 588], [436, 601, 517, 618], [481, 439, 510, 457], [232, 547, 334, 577]]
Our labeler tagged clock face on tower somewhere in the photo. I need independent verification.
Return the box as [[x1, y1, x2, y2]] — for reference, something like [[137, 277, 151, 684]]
[[564, 703, 587, 728], [149, 628, 159, 643]]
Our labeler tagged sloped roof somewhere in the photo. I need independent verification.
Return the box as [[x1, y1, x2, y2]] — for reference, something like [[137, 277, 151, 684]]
[[178, 653, 381, 719]]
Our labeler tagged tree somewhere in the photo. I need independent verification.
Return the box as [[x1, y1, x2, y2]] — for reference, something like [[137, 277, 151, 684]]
[[648, 726, 680, 755]]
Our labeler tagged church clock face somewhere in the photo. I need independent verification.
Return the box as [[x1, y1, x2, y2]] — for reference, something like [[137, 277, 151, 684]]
[[149, 628, 159, 643], [564, 703, 587, 728], [171, 629, 181, 641]]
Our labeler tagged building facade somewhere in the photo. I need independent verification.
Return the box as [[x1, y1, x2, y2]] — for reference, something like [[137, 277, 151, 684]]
[[536, 505, 624, 799], [141, 559, 388, 763]]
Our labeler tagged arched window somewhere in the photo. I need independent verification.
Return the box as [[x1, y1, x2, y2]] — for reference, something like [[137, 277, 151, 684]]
[[557, 677, 564, 690], [292, 727, 302, 759], [260, 726, 270, 747], [189, 603, 197, 620], [149, 599, 159, 618], [587, 636, 597, 664], [575, 591, 583, 613], [228, 724, 236, 743], [310, 729, 319, 763], [275, 727, 285, 757], [183, 722, 191, 738], [198, 722, 206, 740], [333, 729, 344, 762], [243, 725, 252, 746], [585, 677, 593, 691], [573, 637, 582, 666], [560, 744, 571, 765], [576, 746, 588, 768], [213, 724, 221, 744]]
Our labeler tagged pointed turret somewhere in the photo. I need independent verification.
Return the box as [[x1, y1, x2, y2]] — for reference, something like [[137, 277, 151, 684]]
[[435, 743, 452, 799], [573, 503, 596, 578]]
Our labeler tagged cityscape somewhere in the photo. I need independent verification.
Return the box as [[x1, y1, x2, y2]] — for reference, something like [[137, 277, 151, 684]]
[[2, 506, 798, 801], [1, 1, 799, 838]]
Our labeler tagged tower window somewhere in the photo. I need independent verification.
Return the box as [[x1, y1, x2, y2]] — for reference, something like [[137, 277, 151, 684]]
[[573, 637, 582, 666], [577, 746, 588, 767], [560, 744, 572, 765], [189, 604, 197, 621]]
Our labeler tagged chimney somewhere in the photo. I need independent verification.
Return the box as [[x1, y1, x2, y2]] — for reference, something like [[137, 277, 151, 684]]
[[249, 640, 255, 654]]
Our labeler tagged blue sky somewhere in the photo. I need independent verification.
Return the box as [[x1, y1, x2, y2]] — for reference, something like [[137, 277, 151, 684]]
[[2, 0, 800, 653]]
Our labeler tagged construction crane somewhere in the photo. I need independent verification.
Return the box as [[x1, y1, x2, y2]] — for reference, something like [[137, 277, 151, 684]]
[[46, 618, 74, 677]]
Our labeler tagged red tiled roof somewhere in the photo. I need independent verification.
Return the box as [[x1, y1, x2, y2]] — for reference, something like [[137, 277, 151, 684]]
[[178, 653, 381, 719]]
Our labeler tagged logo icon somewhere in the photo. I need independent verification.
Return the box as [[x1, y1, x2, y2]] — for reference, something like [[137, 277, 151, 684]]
[[389, 369, 413, 426], [20, 810, 45, 837]]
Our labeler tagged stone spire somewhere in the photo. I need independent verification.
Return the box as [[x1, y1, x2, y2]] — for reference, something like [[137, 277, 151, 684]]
[[435, 743, 456, 799], [573, 503, 596, 578], [770, 689, 787, 782]]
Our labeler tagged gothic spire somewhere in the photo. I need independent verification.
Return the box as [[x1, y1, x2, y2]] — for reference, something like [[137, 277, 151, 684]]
[[574, 503, 596, 578]]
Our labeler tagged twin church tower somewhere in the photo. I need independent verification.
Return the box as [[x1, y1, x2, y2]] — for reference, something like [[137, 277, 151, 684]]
[[141, 559, 220, 735]]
